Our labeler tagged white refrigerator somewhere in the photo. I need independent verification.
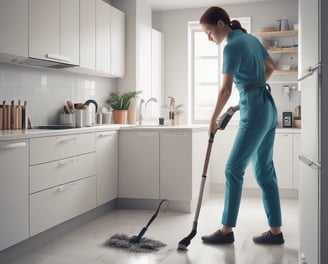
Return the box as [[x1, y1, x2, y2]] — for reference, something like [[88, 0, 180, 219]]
[[298, 0, 327, 263]]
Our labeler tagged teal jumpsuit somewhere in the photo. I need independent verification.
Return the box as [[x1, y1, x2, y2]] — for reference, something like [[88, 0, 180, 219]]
[[221, 29, 282, 228]]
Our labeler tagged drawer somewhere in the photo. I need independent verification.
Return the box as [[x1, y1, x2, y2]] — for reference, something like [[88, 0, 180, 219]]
[[29, 176, 96, 236], [30, 133, 95, 165], [30, 152, 96, 193]]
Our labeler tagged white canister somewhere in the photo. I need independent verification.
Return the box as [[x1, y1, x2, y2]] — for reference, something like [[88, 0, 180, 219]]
[[75, 109, 84, 127], [60, 113, 75, 127], [102, 112, 112, 124]]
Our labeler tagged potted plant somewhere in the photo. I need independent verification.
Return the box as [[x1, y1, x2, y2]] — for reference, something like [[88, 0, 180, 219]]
[[106, 91, 141, 124]]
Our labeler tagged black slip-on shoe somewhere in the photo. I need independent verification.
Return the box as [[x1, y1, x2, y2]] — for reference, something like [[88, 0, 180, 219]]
[[253, 231, 285, 245], [201, 230, 234, 244]]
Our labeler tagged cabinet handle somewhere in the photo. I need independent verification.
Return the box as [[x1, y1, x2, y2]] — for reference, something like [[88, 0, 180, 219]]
[[58, 158, 75, 167], [56, 137, 77, 144], [1, 142, 27, 149], [46, 53, 72, 63], [98, 132, 115, 137], [164, 133, 187, 137], [56, 185, 65, 192]]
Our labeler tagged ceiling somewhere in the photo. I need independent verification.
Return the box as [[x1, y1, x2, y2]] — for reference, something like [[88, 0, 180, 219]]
[[146, 0, 274, 11]]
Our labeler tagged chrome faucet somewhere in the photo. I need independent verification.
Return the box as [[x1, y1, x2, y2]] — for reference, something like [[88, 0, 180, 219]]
[[139, 97, 157, 125]]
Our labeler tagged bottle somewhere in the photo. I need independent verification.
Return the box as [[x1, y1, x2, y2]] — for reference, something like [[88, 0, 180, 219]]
[[168, 96, 175, 126]]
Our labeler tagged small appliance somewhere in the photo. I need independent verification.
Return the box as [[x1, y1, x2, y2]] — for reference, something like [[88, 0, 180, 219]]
[[282, 112, 293, 127]]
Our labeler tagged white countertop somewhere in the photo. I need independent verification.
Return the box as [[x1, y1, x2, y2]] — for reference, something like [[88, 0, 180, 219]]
[[0, 124, 301, 141]]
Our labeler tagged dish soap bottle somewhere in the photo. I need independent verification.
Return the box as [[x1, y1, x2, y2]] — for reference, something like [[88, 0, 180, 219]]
[[168, 96, 175, 126]]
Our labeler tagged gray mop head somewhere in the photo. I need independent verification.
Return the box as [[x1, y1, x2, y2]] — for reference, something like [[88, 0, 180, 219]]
[[106, 233, 166, 253]]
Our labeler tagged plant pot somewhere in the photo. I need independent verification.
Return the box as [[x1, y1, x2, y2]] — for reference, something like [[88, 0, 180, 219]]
[[112, 110, 128, 124]]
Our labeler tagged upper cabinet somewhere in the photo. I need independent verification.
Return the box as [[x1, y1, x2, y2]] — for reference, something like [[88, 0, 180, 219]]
[[95, 1, 125, 77], [80, 0, 96, 70], [29, 0, 79, 65], [0, 0, 28, 58], [0, 0, 125, 78], [254, 30, 298, 75], [110, 5, 125, 78]]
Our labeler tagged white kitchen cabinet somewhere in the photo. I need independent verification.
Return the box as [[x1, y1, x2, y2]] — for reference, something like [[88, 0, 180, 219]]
[[0, 0, 28, 58], [80, 0, 96, 70], [273, 133, 293, 188], [30, 176, 96, 236], [96, 131, 118, 206], [30, 133, 95, 165], [110, 5, 125, 77], [0, 140, 29, 251], [29, 0, 79, 65], [30, 152, 96, 194], [119, 131, 160, 199], [292, 133, 301, 188], [29, 133, 96, 236], [96, 0, 111, 75], [160, 131, 208, 201]]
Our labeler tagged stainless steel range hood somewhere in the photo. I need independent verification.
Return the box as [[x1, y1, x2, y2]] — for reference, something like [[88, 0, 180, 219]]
[[15, 53, 77, 69], [0, 52, 77, 69]]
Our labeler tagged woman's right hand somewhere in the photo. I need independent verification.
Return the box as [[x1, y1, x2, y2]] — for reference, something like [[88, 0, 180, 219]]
[[209, 117, 218, 136]]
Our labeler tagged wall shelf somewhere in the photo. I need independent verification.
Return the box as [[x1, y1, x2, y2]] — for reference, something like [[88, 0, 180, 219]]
[[253, 30, 298, 37], [274, 70, 298, 75], [268, 47, 298, 54]]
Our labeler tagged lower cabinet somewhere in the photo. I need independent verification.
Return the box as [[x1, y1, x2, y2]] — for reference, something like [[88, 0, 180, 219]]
[[0, 140, 29, 251], [96, 131, 118, 206], [118, 130, 208, 203], [30, 176, 96, 236], [119, 131, 160, 199], [29, 133, 96, 236]]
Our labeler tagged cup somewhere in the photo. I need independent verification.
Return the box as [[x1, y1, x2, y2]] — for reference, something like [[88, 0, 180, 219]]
[[159, 117, 164, 125], [60, 113, 75, 127], [281, 19, 289, 31], [75, 109, 84, 127], [102, 112, 112, 124]]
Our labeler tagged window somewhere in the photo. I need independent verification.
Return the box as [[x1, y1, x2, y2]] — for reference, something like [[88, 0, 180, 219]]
[[189, 17, 251, 123]]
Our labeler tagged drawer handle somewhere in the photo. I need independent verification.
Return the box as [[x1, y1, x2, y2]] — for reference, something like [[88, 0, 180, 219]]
[[1, 142, 26, 149], [58, 158, 75, 167], [99, 133, 114, 137], [56, 137, 77, 144], [56, 185, 65, 192]]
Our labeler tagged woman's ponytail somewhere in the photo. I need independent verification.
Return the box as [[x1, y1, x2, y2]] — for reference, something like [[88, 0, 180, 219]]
[[230, 20, 247, 33]]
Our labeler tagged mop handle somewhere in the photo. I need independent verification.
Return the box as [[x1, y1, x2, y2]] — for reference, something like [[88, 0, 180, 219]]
[[145, 199, 169, 228], [193, 133, 215, 224]]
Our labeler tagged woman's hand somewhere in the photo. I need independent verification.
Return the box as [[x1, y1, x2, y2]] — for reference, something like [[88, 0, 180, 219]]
[[209, 117, 218, 136]]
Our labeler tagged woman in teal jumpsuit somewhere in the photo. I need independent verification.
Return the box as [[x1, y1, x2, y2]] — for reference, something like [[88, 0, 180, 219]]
[[200, 6, 284, 245]]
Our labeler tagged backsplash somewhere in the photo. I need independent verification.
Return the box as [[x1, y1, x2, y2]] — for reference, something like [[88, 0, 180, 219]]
[[0, 64, 116, 127]]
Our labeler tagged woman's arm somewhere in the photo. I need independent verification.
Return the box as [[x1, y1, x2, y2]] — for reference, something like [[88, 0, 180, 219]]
[[209, 74, 233, 133], [264, 55, 276, 81]]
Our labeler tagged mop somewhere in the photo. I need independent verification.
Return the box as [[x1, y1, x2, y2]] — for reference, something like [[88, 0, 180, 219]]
[[177, 105, 240, 250], [106, 199, 168, 253]]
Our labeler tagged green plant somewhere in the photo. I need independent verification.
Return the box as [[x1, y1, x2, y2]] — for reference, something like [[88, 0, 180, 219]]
[[106, 91, 141, 110]]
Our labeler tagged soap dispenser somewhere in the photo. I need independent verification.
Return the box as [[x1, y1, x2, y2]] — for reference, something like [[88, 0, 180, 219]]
[[168, 96, 175, 126]]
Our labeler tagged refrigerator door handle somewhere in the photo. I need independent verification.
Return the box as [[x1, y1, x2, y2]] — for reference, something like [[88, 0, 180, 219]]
[[299, 154, 321, 170], [298, 63, 322, 82]]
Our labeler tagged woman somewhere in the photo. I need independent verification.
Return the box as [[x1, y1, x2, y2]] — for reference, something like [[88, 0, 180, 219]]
[[200, 6, 284, 245]]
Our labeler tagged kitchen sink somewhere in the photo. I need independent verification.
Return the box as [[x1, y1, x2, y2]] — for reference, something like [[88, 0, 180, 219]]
[[35, 125, 75, 130]]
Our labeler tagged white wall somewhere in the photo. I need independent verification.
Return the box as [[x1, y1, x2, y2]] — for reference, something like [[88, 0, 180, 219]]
[[0, 64, 116, 126], [153, 0, 300, 124]]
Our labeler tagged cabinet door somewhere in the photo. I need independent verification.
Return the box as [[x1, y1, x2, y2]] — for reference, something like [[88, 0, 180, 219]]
[[273, 133, 293, 188], [29, 0, 79, 64], [30, 176, 96, 236], [293, 133, 301, 188], [80, 0, 96, 70], [96, 0, 111, 75], [60, 0, 79, 65], [119, 131, 159, 199], [96, 131, 118, 206], [0, 0, 28, 57], [0, 140, 29, 251], [110, 6, 125, 77], [29, 0, 60, 60], [160, 132, 192, 201]]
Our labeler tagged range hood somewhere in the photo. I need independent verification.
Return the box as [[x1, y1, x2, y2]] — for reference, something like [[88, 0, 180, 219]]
[[0, 52, 77, 69]]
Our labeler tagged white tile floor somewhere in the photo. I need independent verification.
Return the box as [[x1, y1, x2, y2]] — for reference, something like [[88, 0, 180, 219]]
[[8, 194, 299, 264]]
